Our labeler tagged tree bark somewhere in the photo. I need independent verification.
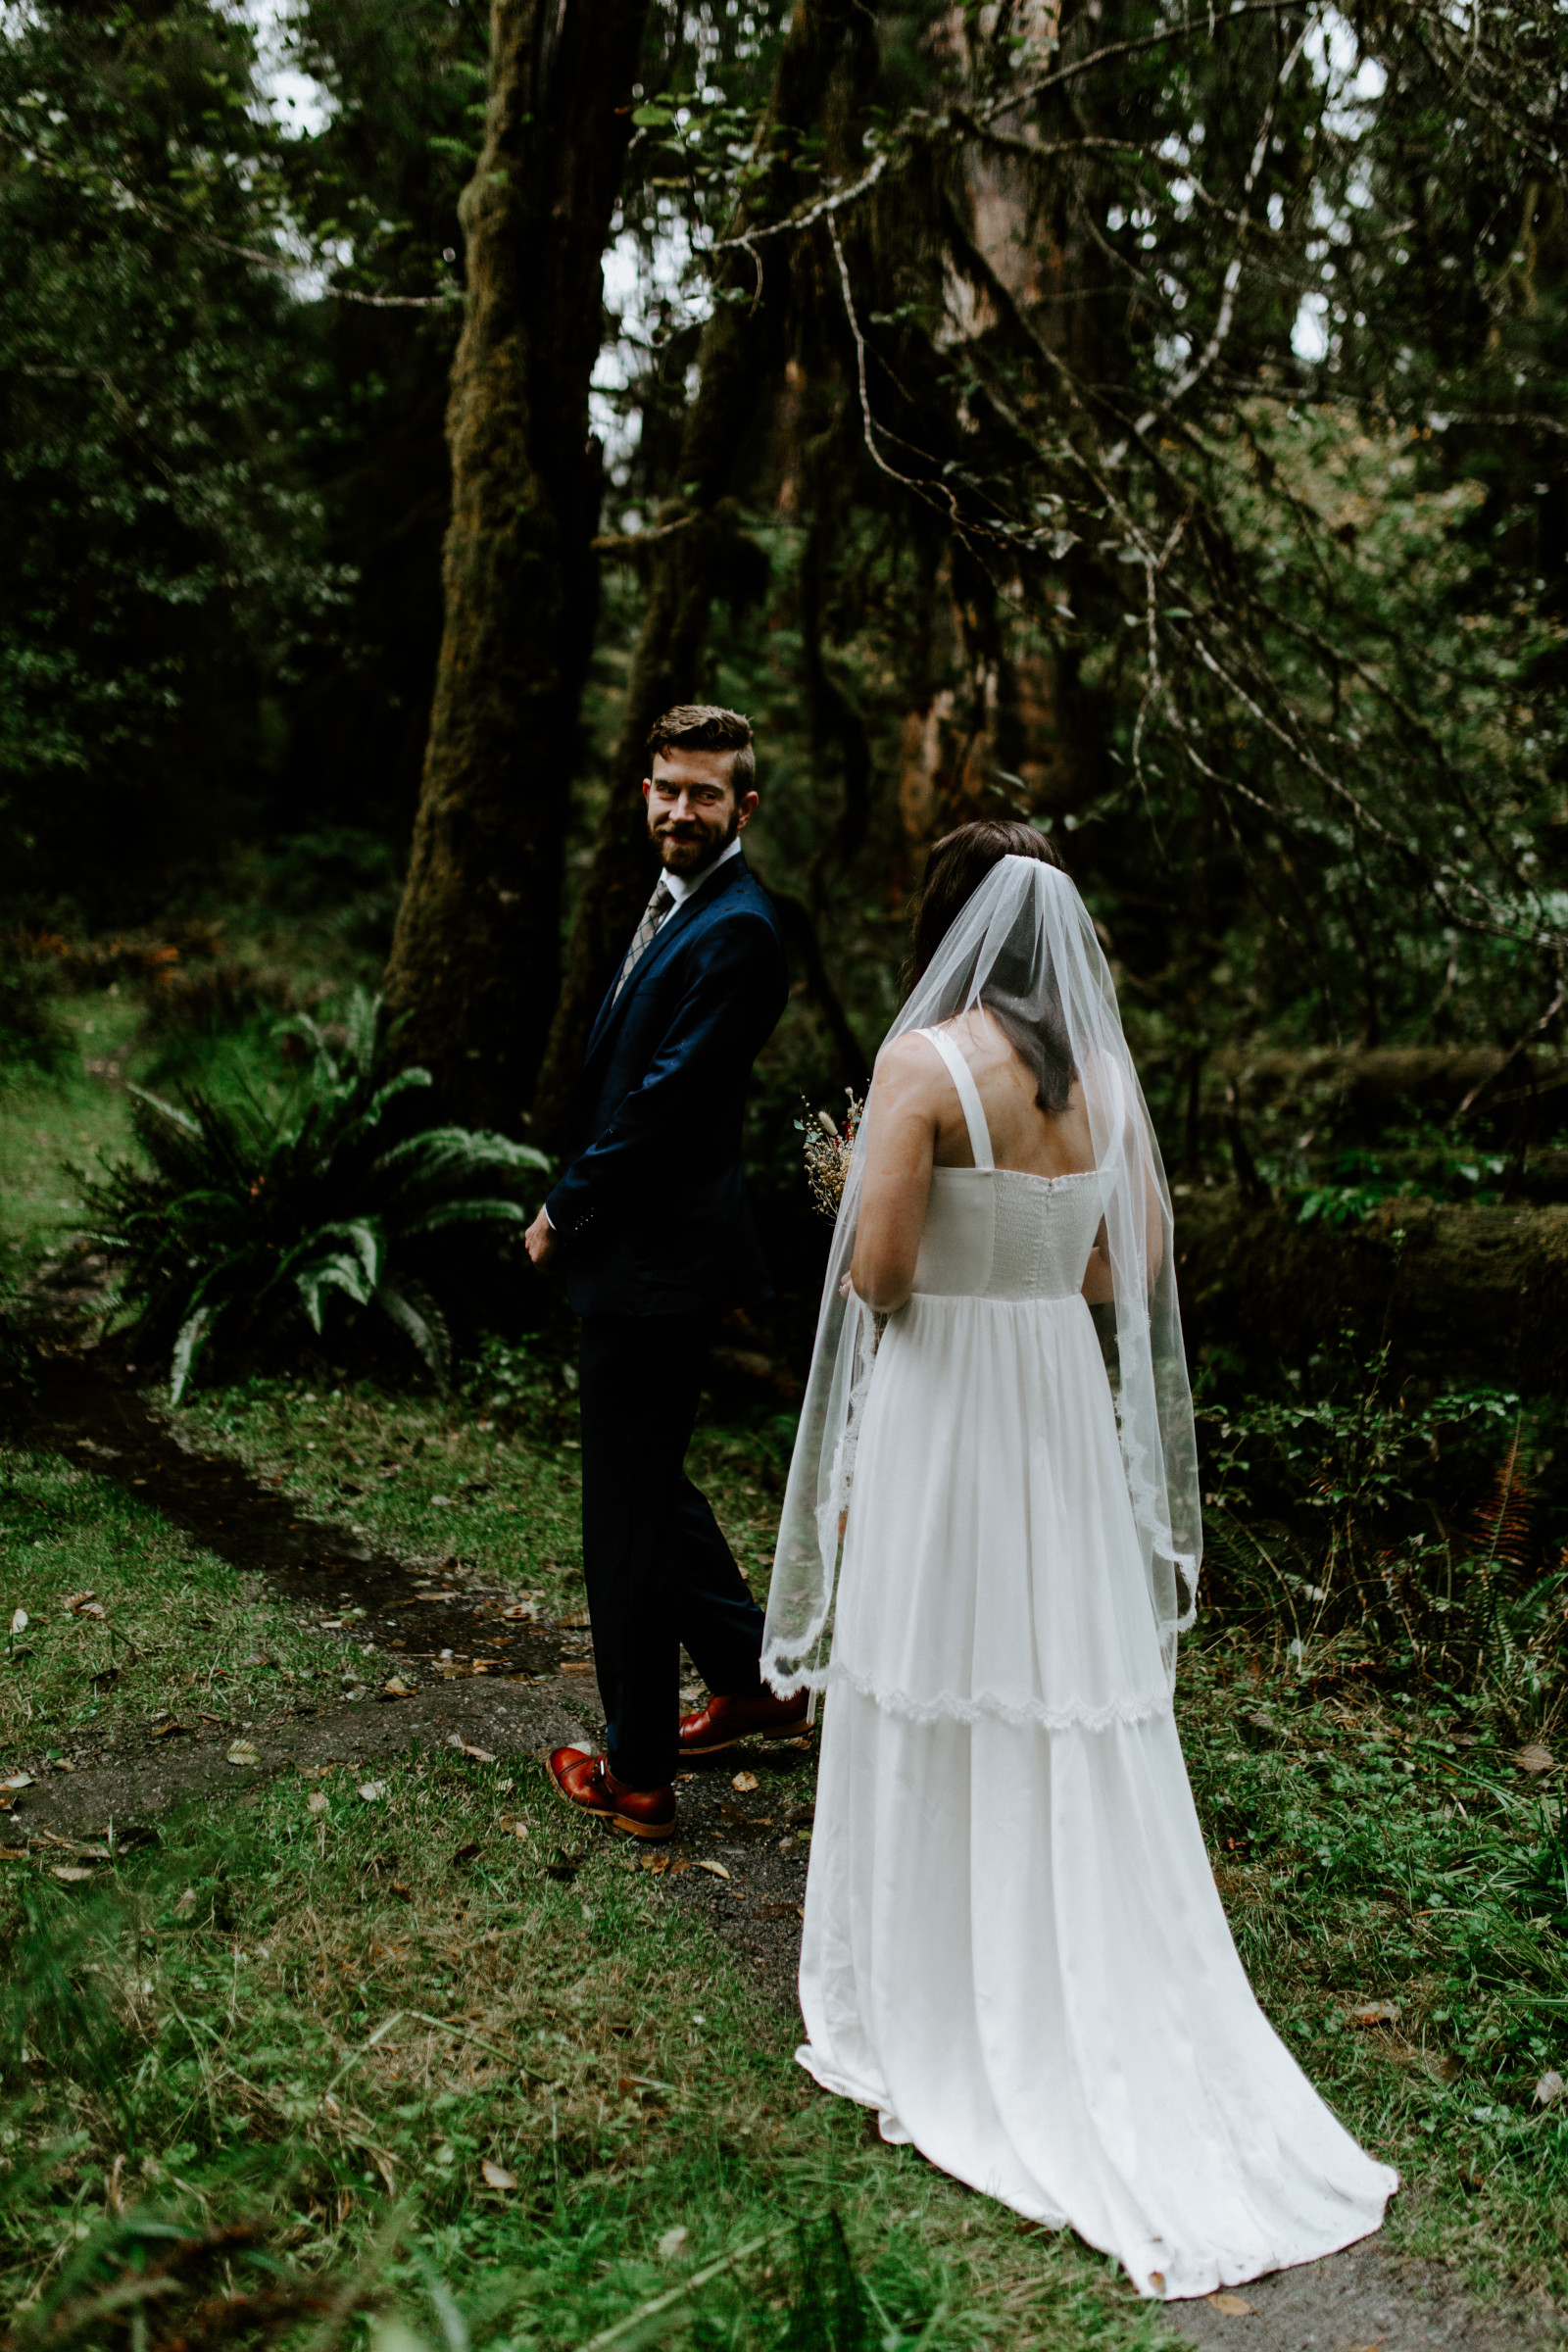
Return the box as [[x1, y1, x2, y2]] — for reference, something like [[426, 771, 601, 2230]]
[[381, 0, 651, 1129], [528, 0, 880, 1145]]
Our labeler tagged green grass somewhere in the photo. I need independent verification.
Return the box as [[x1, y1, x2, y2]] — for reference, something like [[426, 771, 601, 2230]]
[[8, 955, 1568, 2332], [0, 1442, 353, 1769], [0, 1750, 1174, 2352], [0, 995, 140, 1272], [174, 1370, 793, 1639], [1179, 1640, 1568, 2297]]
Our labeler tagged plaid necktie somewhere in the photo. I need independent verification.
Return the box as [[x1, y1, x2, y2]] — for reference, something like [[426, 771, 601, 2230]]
[[612, 875, 675, 1002]]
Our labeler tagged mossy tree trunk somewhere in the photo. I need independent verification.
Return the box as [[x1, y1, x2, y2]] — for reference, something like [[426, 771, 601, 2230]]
[[382, 0, 650, 1130], [527, 0, 880, 1145]]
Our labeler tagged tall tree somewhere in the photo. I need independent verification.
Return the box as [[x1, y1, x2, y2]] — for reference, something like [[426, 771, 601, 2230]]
[[381, 0, 651, 1128], [528, 0, 881, 1143]]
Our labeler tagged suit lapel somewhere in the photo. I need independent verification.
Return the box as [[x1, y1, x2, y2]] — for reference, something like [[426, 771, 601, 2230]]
[[583, 852, 749, 1072]]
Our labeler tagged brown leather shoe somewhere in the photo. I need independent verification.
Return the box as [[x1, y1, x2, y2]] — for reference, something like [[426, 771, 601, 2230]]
[[677, 1689, 810, 1759], [547, 1745, 676, 1841]]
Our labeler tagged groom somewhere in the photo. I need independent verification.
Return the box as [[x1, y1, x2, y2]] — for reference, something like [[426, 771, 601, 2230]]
[[524, 705, 808, 1839]]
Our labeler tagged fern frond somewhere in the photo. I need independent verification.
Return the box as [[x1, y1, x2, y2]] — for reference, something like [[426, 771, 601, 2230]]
[[396, 1198, 533, 1241], [1469, 1428, 1532, 1581], [374, 1274, 453, 1392], [170, 1306, 213, 1405]]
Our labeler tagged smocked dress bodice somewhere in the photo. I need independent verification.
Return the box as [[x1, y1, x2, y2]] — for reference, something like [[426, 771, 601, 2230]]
[[907, 1027, 1102, 1301], [912, 1166, 1102, 1299]]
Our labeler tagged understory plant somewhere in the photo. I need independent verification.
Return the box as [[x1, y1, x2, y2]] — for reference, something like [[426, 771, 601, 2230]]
[[1198, 1356, 1568, 1719], [82, 991, 549, 1398]]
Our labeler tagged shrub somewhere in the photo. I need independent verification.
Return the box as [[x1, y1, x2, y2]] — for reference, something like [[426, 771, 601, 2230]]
[[82, 991, 550, 1399], [1197, 1355, 1568, 1714], [0, 934, 71, 1077]]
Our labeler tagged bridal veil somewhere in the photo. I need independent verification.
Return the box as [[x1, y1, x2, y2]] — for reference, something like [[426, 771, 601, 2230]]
[[761, 853, 1201, 1699]]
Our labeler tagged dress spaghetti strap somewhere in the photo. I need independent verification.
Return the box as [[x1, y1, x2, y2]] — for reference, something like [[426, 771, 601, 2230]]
[[915, 1026, 994, 1171]]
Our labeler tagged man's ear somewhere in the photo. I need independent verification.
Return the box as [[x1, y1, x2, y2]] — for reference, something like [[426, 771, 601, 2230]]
[[736, 791, 760, 831], [642, 778, 652, 804]]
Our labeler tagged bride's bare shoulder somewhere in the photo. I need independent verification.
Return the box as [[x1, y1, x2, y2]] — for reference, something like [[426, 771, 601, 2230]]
[[872, 1030, 946, 1101], [875, 1030, 937, 1075]]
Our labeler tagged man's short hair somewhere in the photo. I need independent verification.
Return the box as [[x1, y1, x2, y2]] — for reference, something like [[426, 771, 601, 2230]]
[[646, 704, 756, 794]]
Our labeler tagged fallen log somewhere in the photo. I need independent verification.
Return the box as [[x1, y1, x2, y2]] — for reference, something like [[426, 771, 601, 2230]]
[[1173, 1185, 1568, 1391], [1210, 1045, 1568, 1119]]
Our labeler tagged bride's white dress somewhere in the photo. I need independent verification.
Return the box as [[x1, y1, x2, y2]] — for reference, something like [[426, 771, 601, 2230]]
[[797, 1027, 1396, 2301]]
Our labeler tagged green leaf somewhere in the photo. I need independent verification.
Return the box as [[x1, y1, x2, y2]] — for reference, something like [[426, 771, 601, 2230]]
[[374, 1275, 453, 1393], [397, 1198, 532, 1242], [631, 105, 673, 126], [170, 1306, 213, 1405]]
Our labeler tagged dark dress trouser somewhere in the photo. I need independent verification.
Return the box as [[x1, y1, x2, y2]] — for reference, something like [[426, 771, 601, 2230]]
[[578, 1310, 765, 1788]]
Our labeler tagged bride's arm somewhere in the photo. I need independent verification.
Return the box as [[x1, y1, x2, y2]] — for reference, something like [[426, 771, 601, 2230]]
[[848, 1037, 940, 1313]]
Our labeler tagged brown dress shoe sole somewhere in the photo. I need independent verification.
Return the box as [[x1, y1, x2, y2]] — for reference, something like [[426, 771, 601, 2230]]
[[549, 1757, 677, 1841], [680, 1714, 811, 1759]]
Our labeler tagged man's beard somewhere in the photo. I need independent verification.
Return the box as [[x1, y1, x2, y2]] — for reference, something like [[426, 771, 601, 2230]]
[[653, 808, 740, 874]]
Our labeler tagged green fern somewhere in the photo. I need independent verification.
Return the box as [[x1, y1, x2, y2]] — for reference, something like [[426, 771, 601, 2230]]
[[81, 991, 550, 1400]]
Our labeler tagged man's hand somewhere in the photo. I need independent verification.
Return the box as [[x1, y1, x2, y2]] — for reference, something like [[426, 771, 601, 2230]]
[[524, 1206, 557, 1268]]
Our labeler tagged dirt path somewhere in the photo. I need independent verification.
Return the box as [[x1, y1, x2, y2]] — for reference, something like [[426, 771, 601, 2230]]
[[8, 1344, 1561, 2351], [9, 1341, 817, 2005], [1159, 2230, 1559, 2350]]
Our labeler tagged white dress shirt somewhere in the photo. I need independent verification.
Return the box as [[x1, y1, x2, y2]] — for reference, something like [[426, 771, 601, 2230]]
[[662, 832, 742, 905]]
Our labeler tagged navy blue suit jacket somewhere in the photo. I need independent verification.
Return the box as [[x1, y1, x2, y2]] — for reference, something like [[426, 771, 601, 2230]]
[[545, 849, 788, 1317]]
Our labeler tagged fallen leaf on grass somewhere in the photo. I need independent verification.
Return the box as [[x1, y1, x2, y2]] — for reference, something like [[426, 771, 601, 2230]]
[[641, 1852, 669, 1875], [445, 1734, 496, 1763], [658, 2226, 688, 2260], [480, 2160, 516, 2190], [1348, 2000, 1400, 2027], [500, 1602, 536, 1620], [152, 1722, 194, 1740], [226, 1741, 260, 1768], [1514, 1743, 1555, 1775], [10, 1610, 26, 1636], [51, 1865, 94, 1883], [1208, 2292, 1255, 2317], [665, 1856, 691, 1876], [173, 1888, 198, 1917], [696, 1859, 731, 1881], [359, 1782, 387, 1802], [62, 1591, 96, 1613], [731, 1771, 760, 1793], [307, 1792, 329, 1815], [1536, 2070, 1566, 2107], [1, 1774, 35, 1792], [381, 1677, 417, 1698]]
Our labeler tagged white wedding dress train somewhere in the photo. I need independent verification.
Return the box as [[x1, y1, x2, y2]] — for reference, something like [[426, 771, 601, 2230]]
[[796, 1028, 1396, 2300]]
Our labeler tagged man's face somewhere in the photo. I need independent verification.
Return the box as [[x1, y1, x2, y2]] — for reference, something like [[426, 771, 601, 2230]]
[[643, 749, 759, 875]]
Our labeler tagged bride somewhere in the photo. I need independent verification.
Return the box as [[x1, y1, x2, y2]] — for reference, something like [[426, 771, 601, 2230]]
[[761, 823, 1396, 2301]]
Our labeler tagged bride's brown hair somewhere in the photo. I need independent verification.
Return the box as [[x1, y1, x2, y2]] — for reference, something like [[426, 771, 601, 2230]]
[[906, 819, 1074, 1115]]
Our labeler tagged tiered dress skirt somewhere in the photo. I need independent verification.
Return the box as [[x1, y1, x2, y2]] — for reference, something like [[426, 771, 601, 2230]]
[[798, 1287, 1397, 2300]]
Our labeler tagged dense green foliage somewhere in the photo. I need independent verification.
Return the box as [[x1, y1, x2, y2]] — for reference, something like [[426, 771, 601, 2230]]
[[2, 0, 1557, 1074], [81, 992, 549, 1397]]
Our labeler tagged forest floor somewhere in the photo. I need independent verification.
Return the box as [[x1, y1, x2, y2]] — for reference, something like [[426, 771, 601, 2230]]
[[4, 992, 1568, 2351]]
